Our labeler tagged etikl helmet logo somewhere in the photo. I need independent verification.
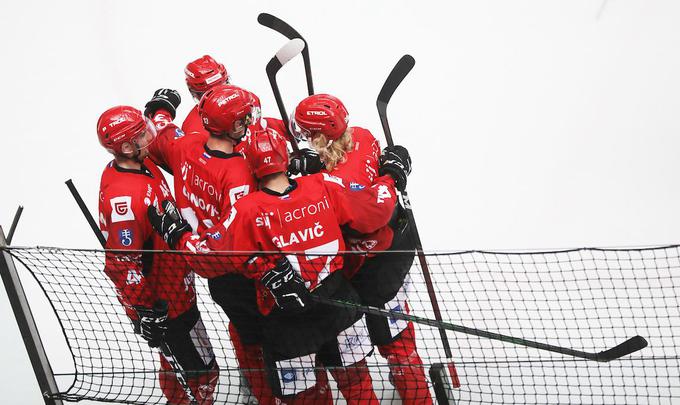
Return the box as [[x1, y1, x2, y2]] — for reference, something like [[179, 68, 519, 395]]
[[306, 110, 327, 116]]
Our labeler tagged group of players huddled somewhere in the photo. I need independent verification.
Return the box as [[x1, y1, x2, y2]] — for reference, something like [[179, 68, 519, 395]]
[[96, 55, 433, 404]]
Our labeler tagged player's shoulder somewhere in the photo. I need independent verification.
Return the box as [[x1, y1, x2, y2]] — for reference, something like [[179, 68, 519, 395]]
[[350, 126, 378, 143], [101, 161, 160, 203], [305, 172, 346, 190]]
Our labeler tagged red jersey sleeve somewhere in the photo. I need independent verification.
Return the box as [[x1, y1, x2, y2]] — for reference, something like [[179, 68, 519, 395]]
[[147, 110, 188, 175], [100, 186, 155, 315], [322, 173, 398, 235], [181, 105, 206, 135]]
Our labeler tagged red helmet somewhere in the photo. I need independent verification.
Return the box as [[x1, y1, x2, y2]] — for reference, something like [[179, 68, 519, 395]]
[[97, 106, 157, 155], [185, 55, 230, 101], [291, 94, 349, 141], [198, 84, 257, 136], [244, 128, 289, 178]]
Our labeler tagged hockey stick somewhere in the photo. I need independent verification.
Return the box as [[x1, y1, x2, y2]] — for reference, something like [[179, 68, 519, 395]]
[[376, 55, 461, 403], [266, 38, 306, 153], [64, 179, 198, 404], [315, 296, 648, 362], [258, 13, 314, 96], [66, 180, 106, 248], [6, 205, 24, 245], [376, 55, 454, 356]]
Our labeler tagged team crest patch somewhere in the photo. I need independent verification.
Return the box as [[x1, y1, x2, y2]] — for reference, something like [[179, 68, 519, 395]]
[[110, 196, 134, 223], [118, 229, 133, 247], [209, 231, 222, 240], [349, 182, 365, 191], [174, 128, 185, 139]]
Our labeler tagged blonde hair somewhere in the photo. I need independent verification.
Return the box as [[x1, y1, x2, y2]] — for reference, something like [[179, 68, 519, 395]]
[[310, 128, 354, 172]]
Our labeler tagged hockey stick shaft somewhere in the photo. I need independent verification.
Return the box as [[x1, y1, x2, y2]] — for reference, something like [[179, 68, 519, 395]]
[[65, 179, 106, 248], [6, 205, 23, 245], [315, 296, 648, 362], [266, 38, 305, 153], [64, 179, 197, 403], [258, 13, 314, 96], [376, 55, 454, 358]]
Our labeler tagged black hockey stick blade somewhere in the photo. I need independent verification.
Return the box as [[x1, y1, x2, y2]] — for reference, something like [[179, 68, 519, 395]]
[[376, 55, 415, 146], [594, 335, 648, 362], [266, 38, 305, 152], [316, 296, 649, 363], [258, 13, 314, 95]]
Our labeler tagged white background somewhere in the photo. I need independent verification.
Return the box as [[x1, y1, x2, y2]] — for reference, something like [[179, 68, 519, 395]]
[[1, 0, 680, 403]]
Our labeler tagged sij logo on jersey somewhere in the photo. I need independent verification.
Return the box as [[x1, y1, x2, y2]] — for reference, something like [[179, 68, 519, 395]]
[[118, 229, 133, 247], [110, 196, 135, 223], [174, 128, 185, 139]]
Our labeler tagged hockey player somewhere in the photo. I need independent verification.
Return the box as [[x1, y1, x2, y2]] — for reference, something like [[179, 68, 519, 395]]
[[142, 85, 278, 404], [289, 94, 433, 404], [182, 55, 230, 135], [147, 127, 412, 404], [96, 106, 218, 404]]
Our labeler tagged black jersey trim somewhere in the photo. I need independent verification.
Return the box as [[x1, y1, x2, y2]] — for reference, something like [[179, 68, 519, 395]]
[[113, 162, 154, 178], [204, 144, 242, 159], [262, 178, 298, 196]]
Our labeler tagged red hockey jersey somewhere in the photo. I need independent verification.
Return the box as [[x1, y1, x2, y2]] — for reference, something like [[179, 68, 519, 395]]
[[98, 160, 196, 320], [148, 110, 256, 235], [182, 173, 398, 314], [322, 127, 394, 255], [329, 127, 381, 186]]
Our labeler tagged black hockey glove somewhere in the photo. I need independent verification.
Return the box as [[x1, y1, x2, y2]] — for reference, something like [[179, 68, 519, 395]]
[[288, 148, 325, 176], [144, 88, 181, 120], [379, 145, 412, 192], [260, 257, 310, 313], [147, 200, 192, 249], [135, 300, 168, 348]]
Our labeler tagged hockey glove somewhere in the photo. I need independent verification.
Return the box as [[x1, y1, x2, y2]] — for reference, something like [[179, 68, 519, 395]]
[[260, 257, 310, 313], [379, 145, 412, 192], [136, 300, 168, 348], [288, 148, 325, 176], [144, 88, 181, 120], [147, 200, 192, 249]]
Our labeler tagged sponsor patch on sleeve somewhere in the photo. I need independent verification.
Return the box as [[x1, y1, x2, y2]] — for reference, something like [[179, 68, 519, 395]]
[[110, 196, 135, 223]]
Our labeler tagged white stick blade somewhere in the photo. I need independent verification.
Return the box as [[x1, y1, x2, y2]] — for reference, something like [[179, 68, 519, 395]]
[[276, 38, 305, 65]]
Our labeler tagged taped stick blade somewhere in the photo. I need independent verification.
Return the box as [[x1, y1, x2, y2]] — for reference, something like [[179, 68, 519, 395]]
[[276, 38, 305, 66]]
